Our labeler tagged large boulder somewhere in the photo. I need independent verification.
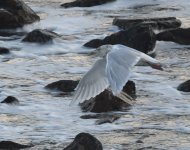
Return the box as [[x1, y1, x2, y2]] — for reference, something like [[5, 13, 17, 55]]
[[64, 133, 103, 150], [113, 17, 181, 30], [0, 141, 31, 149], [22, 29, 61, 44], [156, 28, 190, 45], [80, 81, 136, 113], [0, 0, 40, 29], [177, 80, 190, 92], [45, 80, 79, 92], [61, 0, 116, 8], [84, 24, 156, 54]]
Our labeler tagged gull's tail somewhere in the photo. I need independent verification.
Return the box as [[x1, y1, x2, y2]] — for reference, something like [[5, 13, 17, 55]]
[[116, 91, 135, 105]]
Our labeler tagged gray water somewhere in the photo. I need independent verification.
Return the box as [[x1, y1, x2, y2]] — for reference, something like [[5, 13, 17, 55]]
[[1, 0, 190, 149]]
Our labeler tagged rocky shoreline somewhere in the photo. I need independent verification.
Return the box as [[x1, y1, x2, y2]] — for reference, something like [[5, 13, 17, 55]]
[[0, 0, 190, 149]]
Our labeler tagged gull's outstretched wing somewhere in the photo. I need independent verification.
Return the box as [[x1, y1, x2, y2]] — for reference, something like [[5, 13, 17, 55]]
[[71, 58, 109, 105], [106, 45, 142, 95]]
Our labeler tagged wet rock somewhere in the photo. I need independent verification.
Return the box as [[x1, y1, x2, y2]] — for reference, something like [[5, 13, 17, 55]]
[[1, 96, 19, 104], [122, 80, 136, 99], [113, 17, 181, 30], [130, 4, 180, 13], [22, 29, 61, 44], [61, 0, 116, 8], [156, 28, 190, 45], [84, 24, 156, 54], [0, 141, 31, 149], [177, 80, 190, 92], [45, 80, 79, 92], [80, 81, 136, 113], [136, 140, 144, 143], [95, 115, 120, 125], [0, 0, 40, 29], [0, 47, 10, 54], [64, 132, 103, 150], [80, 114, 121, 125]]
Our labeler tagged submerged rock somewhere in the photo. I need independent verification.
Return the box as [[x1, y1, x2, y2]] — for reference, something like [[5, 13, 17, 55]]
[[156, 28, 190, 45], [84, 24, 156, 54], [0, 30, 26, 37], [177, 80, 190, 92], [0, 0, 40, 29], [0, 141, 31, 149], [113, 17, 181, 30], [64, 133, 103, 150], [0, 47, 10, 54], [61, 0, 116, 8], [80, 81, 136, 113], [1, 96, 19, 104], [45, 80, 79, 92], [81, 114, 120, 125], [22, 29, 61, 44]]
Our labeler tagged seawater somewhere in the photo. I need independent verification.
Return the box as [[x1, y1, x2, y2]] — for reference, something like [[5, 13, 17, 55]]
[[0, 0, 190, 149]]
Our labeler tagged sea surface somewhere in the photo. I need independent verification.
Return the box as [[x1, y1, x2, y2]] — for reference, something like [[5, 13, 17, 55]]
[[1, 0, 190, 149]]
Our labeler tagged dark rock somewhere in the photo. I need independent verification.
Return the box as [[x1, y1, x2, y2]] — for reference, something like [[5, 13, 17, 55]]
[[155, 7, 180, 11], [177, 80, 190, 92], [136, 140, 144, 143], [45, 80, 79, 92], [1, 96, 19, 104], [84, 24, 156, 54], [113, 17, 181, 30], [130, 4, 180, 12], [64, 133, 103, 150], [156, 28, 190, 45], [61, 0, 116, 8], [80, 81, 136, 113], [122, 80, 136, 99], [22, 29, 60, 44], [0, 141, 31, 149], [0, 47, 10, 54], [0, 0, 40, 29]]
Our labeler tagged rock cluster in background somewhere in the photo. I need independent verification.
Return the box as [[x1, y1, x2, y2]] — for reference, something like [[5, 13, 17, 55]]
[[113, 17, 181, 30], [84, 24, 156, 54], [0, 0, 40, 29]]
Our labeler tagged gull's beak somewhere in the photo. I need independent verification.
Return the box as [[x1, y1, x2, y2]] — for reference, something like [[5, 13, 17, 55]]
[[147, 62, 164, 71]]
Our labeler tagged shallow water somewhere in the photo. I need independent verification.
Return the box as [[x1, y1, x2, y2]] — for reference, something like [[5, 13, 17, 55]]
[[1, 0, 190, 149]]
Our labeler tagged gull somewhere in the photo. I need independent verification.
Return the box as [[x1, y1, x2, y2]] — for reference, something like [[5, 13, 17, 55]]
[[71, 44, 163, 105]]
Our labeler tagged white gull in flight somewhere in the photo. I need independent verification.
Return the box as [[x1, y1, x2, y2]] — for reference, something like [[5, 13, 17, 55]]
[[71, 44, 163, 105]]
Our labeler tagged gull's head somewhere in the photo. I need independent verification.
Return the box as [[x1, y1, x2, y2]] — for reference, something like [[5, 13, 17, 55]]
[[88, 44, 113, 57]]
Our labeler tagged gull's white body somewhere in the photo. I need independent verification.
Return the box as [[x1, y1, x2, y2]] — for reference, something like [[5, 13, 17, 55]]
[[71, 44, 161, 105]]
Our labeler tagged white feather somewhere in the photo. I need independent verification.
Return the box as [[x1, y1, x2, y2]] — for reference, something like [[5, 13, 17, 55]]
[[70, 58, 109, 105]]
